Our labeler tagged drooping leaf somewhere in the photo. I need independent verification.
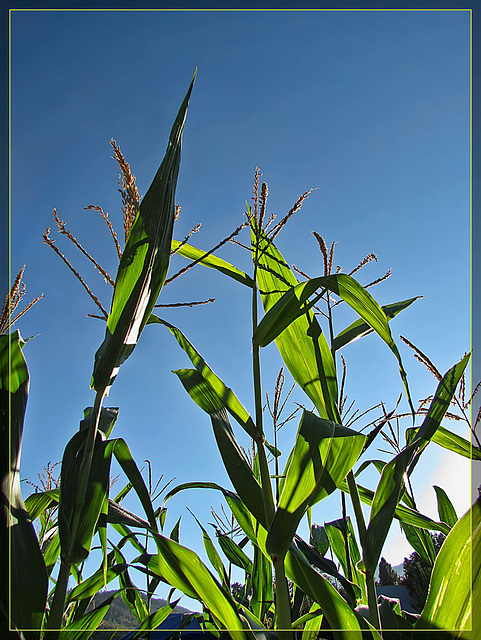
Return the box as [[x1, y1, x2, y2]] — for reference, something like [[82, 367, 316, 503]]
[[362, 354, 469, 574], [0, 332, 48, 636], [332, 297, 421, 352], [66, 563, 128, 603], [113, 547, 149, 624], [24, 488, 60, 521], [433, 485, 458, 529], [189, 511, 229, 588], [252, 227, 339, 421], [266, 411, 365, 559], [151, 317, 260, 440], [174, 368, 266, 527], [339, 478, 450, 535], [171, 240, 254, 287], [406, 424, 481, 460], [91, 74, 195, 394], [254, 272, 414, 415], [416, 498, 480, 635]]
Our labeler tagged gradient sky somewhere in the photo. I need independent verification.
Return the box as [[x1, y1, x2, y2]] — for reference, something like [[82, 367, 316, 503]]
[[10, 8, 471, 606]]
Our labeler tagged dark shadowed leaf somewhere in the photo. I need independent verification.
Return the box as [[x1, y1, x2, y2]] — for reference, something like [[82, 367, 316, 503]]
[[0, 332, 48, 636]]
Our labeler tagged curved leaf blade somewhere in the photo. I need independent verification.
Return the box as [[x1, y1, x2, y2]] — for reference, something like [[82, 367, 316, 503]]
[[332, 297, 421, 352], [252, 228, 339, 421], [433, 485, 458, 529], [171, 240, 254, 287], [254, 272, 414, 415], [266, 411, 365, 558], [416, 498, 479, 635]]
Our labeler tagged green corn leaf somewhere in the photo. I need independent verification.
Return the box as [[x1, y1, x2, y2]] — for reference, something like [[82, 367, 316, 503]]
[[285, 545, 381, 639], [110, 437, 158, 531], [25, 488, 60, 520], [266, 411, 365, 559], [339, 478, 450, 535], [254, 272, 414, 415], [300, 604, 323, 640], [250, 544, 273, 621], [59, 592, 119, 639], [91, 74, 195, 393], [406, 424, 481, 460], [43, 527, 61, 576], [294, 534, 361, 606], [433, 485, 458, 529], [174, 368, 266, 527], [252, 227, 339, 421], [416, 498, 480, 636], [362, 353, 469, 574], [332, 297, 421, 351], [171, 240, 254, 287], [135, 535, 252, 639], [324, 517, 365, 602], [113, 547, 149, 624], [0, 331, 48, 635], [164, 481, 258, 543], [66, 563, 127, 603], [216, 531, 253, 574], [129, 600, 180, 639], [354, 459, 386, 477], [151, 317, 259, 440], [170, 516, 182, 542], [400, 522, 436, 565], [310, 523, 330, 557]]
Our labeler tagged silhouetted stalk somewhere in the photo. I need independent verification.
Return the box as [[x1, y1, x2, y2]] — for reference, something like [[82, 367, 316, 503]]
[[47, 386, 107, 633]]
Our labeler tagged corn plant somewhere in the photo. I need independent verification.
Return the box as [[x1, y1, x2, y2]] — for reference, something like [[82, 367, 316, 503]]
[[3, 73, 479, 640]]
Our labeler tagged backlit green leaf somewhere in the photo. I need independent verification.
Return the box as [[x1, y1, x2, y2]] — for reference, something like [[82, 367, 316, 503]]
[[252, 228, 339, 421], [254, 272, 414, 415], [433, 485, 458, 529], [91, 75, 195, 393], [174, 369, 266, 528], [171, 240, 254, 287], [363, 354, 469, 574], [266, 411, 365, 559], [332, 297, 421, 352], [416, 498, 479, 635], [406, 424, 481, 460]]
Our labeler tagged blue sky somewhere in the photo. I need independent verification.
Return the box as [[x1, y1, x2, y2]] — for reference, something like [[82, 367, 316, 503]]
[[10, 9, 471, 605]]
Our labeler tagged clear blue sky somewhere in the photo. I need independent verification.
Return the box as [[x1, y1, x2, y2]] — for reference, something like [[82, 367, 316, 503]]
[[10, 8, 471, 603]]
